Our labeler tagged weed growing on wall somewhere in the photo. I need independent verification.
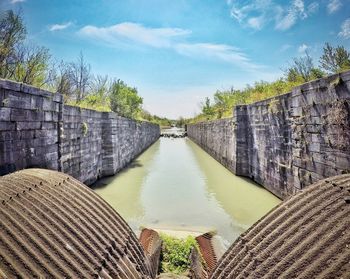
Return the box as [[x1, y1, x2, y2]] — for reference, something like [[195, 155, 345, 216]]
[[81, 122, 88, 136]]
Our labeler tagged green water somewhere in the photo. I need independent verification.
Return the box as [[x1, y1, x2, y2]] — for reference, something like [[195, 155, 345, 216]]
[[93, 137, 280, 245]]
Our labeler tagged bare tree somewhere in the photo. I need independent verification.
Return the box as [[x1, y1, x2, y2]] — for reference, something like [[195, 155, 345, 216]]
[[49, 60, 74, 99], [69, 51, 91, 102]]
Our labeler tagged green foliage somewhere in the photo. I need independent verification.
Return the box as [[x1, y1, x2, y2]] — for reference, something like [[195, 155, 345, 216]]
[[109, 79, 143, 118], [189, 44, 349, 124], [2, 9, 350, 124], [13, 45, 51, 87], [285, 51, 325, 82], [81, 122, 88, 136], [0, 10, 26, 79], [176, 117, 186, 127], [138, 110, 173, 126], [75, 74, 111, 111], [160, 234, 199, 275], [201, 97, 215, 119], [319, 42, 350, 74], [188, 79, 298, 123], [0, 10, 50, 87]]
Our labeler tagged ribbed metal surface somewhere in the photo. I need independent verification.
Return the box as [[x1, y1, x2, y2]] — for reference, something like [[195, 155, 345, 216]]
[[195, 233, 217, 275], [0, 169, 153, 279], [210, 175, 350, 279], [139, 228, 162, 278]]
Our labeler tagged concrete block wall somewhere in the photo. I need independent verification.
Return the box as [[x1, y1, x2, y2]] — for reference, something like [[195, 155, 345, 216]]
[[186, 118, 237, 174], [0, 80, 62, 175], [60, 106, 105, 184], [289, 72, 350, 191], [0, 79, 160, 184], [101, 114, 160, 176], [245, 93, 294, 198], [188, 71, 350, 199]]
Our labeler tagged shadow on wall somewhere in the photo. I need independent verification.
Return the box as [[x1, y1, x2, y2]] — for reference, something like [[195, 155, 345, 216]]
[[188, 70, 350, 199], [0, 78, 160, 184]]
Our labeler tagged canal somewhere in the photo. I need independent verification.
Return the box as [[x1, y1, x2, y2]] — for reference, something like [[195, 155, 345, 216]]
[[93, 136, 280, 247]]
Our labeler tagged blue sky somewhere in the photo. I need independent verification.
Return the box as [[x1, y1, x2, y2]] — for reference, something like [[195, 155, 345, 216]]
[[2, 0, 350, 118]]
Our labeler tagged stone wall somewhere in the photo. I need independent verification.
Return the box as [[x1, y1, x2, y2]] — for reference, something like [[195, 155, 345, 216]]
[[0, 79, 160, 184], [188, 71, 350, 199]]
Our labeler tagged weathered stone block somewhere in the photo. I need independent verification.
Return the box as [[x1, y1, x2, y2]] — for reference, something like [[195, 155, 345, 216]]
[[0, 122, 15, 131], [0, 107, 11, 121], [16, 122, 41, 130]]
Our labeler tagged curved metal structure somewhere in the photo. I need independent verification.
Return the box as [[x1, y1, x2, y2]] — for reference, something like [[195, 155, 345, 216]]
[[0, 169, 153, 278], [210, 174, 350, 278], [1, 169, 349, 278]]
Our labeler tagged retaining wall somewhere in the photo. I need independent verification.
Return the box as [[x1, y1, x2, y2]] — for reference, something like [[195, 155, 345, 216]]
[[0, 79, 160, 184], [188, 71, 350, 199]]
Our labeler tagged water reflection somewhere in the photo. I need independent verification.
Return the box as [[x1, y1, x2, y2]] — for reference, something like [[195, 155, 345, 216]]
[[93, 136, 280, 245]]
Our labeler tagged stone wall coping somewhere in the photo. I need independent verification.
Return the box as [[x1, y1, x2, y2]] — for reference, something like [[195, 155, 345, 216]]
[[0, 79, 63, 103], [0, 79, 158, 127], [188, 70, 350, 128]]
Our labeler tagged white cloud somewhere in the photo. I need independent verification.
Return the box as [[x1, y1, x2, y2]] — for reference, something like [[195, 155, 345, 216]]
[[80, 22, 190, 48], [49, 22, 72, 32], [327, 0, 342, 14], [275, 7, 298, 30], [339, 18, 350, 39], [247, 16, 265, 30], [229, 0, 274, 25], [79, 22, 262, 70], [280, 44, 293, 52], [175, 43, 261, 70], [275, 0, 308, 31], [298, 43, 309, 53], [11, 0, 25, 3], [228, 0, 317, 31], [307, 2, 319, 14]]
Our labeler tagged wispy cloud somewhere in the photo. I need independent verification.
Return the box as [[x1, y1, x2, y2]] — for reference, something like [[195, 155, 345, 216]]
[[175, 43, 261, 70], [79, 22, 262, 70], [279, 44, 293, 52], [49, 22, 72, 32], [298, 43, 309, 53], [80, 22, 191, 48], [229, 0, 274, 30], [228, 0, 319, 31], [339, 18, 350, 39], [307, 2, 319, 14], [327, 0, 342, 14], [11, 0, 25, 3], [247, 16, 265, 30], [275, 0, 308, 30]]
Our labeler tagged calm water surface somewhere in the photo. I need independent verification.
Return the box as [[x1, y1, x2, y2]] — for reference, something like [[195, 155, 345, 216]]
[[93, 136, 280, 245]]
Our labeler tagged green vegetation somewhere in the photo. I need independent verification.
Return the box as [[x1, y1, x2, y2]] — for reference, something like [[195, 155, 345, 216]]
[[320, 43, 350, 74], [0, 10, 50, 87], [0, 9, 158, 122], [139, 110, 173, 128], [188, 44, 350, 124], [2, 9, 350, 125], [109, 79, 143, 118], [81, 122, 88, 136], [160, 234, 199, 275]]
